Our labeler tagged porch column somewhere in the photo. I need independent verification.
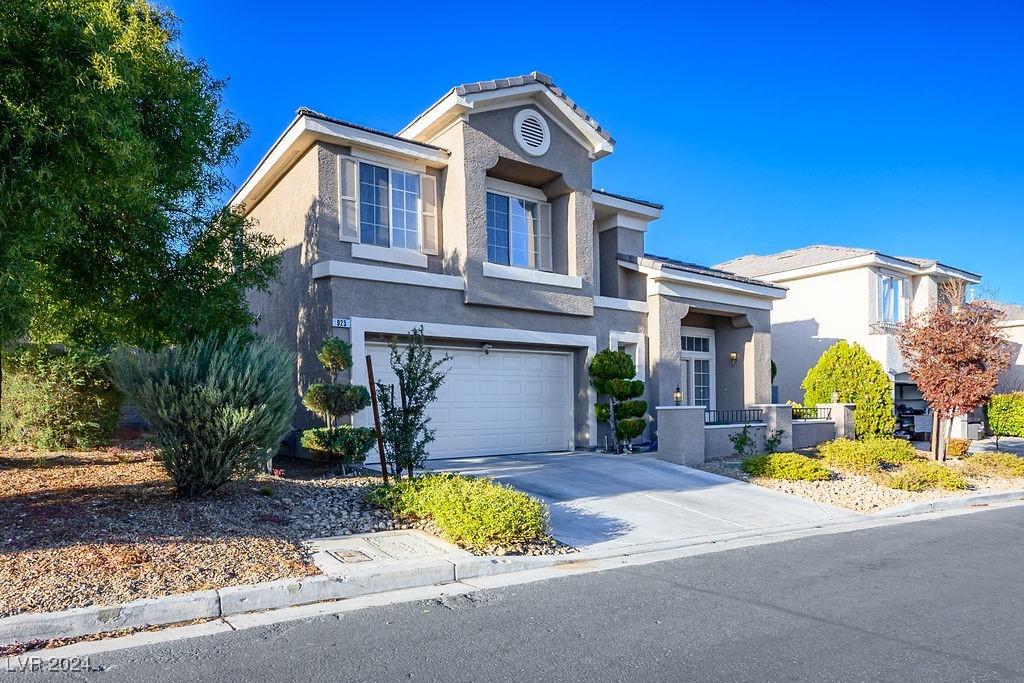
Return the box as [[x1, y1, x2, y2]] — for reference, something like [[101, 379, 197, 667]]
[[752, 404, 793, 452], [655, 406, 706, 466], [821, 403, 857, 440], [647, 295, 690, 407]]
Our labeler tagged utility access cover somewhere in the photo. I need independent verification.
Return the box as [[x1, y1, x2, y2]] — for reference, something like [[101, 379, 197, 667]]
[[307, 529, 470, 576]]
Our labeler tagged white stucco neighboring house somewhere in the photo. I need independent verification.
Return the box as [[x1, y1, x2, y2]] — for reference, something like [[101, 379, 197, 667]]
[[716, 245, 983, 439]]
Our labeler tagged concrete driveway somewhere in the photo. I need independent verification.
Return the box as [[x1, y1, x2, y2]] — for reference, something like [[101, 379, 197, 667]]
[[971, 437, 1024, 456], [427, 452, 852, 551]]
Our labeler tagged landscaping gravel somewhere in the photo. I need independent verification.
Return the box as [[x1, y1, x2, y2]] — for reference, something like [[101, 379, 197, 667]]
[[1, 443, 570, 620], [698, 458, 1024, 513]]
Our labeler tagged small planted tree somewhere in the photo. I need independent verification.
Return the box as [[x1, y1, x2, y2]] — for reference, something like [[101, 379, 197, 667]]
[[802, 341, 896, 438], [988, 393, 1024, 450], [898, 286, 1011, 460], [300, 338, 376, 475], [589, 349, 647, 453], [377, 327, 450, 480], [110, 333, 294, 498]]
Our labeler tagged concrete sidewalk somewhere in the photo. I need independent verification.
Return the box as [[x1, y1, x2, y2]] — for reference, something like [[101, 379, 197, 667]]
[[428, 452, 852, 550]]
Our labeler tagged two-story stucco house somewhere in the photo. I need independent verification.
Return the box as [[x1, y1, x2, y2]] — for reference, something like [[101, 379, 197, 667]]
[[717, 245, 982, 438], [232, 72, 785, 459]]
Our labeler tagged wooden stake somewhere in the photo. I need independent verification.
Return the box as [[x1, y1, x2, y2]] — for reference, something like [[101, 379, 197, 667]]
[[366, 354, 389, 484]]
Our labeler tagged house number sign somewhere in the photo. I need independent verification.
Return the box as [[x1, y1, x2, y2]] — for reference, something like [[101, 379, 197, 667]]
[[331, 318, 351, 329]]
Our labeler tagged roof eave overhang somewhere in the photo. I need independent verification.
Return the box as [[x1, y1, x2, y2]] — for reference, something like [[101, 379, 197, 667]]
[[756, 253, 981, 284], [635, 262, 788, 301], [400, 84, 615, 159], [230, 114, 450, 211]]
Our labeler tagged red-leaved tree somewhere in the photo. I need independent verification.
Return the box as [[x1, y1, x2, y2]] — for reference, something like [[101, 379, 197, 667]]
[[897, 283, 1011, 460]]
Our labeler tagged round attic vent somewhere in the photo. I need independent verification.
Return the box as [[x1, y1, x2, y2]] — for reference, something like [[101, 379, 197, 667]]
[[513, 109, 551, 156]]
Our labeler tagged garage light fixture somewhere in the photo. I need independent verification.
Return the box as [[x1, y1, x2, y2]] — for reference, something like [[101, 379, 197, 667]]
[[482, 343, 493, 355], [729, 352, 738, 366]]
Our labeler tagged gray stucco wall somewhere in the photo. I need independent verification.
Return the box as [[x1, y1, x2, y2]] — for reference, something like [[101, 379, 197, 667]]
[[455, 106, 595, 316], [246, 146, 333, 443], [792, 421, 837, 450], [705, 424, 766, 460]]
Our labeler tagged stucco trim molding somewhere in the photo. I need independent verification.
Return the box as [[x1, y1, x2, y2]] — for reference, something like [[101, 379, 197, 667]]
[[608, 331, 647, 382], [351, 243, 428, 269], [311, 260, 463, 290], [348, 317, 599, 448], [482, 262, 583, 289], [594, 296, 649, 313]]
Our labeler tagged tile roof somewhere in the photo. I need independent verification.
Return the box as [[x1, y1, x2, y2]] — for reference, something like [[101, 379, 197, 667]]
[[620, 253, 784, 289], [715, 244, 979, 279], [411, 71, 615, 145], [296, 107, 447, 152], [993, 302, 1024, 321], [592, 189, 664, 210]]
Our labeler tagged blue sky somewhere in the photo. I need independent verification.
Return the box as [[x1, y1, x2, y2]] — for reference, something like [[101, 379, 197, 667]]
[[168, 1, 1024, 302]]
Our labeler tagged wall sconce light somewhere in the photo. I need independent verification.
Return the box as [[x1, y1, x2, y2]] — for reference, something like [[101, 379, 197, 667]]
[[729, 352, 738, 366], [482, 343, 493, 355], [673, 386, 683, 406]]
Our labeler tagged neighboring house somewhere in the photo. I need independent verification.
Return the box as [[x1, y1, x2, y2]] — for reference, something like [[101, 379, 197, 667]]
[[232, 72, 785, 459], [995, 303, 1024, 393], [716, 245, 981, 438]]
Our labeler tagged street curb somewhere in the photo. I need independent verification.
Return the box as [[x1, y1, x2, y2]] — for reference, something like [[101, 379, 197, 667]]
[[4, 490, 1024, 647], [871, 489, 1024, 518]]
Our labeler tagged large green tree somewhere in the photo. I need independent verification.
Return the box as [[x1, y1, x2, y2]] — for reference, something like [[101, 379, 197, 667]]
[[802, 341, 896, 438], [0, 0, 279, 366]]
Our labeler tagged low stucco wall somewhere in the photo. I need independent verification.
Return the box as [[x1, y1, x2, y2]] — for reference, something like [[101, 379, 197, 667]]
[[792, 420, 836, 450], [705, 424, 766, 460]]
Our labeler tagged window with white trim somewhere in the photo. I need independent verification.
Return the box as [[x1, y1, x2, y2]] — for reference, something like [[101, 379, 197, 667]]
[[487, 191, 538, 268], [680, 327, 716, 410], [358, 162, 420, 251], [879, 274, 906, 323]]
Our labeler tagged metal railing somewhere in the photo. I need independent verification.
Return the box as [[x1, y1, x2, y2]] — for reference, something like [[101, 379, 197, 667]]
[[792, 406, 832, 421], [869, 321, 901, 335], [704, 408, 763, 426]]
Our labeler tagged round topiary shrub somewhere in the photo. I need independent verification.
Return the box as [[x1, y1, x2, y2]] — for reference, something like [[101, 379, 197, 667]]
[[801, 341, 896, 438]]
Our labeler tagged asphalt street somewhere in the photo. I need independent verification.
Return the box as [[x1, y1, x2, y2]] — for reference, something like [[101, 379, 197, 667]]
[[16, 505, 1024, 682]]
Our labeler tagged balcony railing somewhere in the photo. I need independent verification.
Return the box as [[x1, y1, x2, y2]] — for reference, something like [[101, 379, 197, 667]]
[[704, 408, 763, 426], [869, 321, 902, 335], [792, 406, 832, 421]]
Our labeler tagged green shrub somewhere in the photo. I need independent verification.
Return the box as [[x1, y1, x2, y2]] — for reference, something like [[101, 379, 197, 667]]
[[988, 393, 1024, 438], [960, 453, 1024, 479], [801, 341, 896, 437], [1, 345, 122, 449], [880, 460, 968, 492], [368, 473, 549, 550], [729, 424, 758, 458], [300, 426, 376, 469], [819, 438, 917, 474], [110, 333, 295, 498], [945, 439, 971, 458], [741, 453, 832, 481], [589, 349, 648, 451]]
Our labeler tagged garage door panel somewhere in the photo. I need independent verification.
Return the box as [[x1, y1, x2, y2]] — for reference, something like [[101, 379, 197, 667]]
[[360, 344, 573, 459]]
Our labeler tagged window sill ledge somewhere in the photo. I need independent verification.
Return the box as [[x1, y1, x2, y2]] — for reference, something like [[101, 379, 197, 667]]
[[351, 243, 427, 268], [482, 262, 582, 289]]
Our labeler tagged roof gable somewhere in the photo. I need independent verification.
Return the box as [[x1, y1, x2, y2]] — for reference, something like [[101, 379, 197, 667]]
[[399, 72, 615, 159]]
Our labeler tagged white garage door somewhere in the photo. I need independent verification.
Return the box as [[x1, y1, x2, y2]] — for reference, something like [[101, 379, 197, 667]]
[[361, 344, 574, 460]]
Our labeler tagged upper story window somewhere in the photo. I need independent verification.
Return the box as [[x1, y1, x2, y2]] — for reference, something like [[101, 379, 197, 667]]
[[359, 163, 420, 250], [485, 182, 553, 272], [879, 274, 907, 323]]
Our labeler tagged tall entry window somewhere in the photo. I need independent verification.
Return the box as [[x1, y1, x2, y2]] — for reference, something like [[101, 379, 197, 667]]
[[680, 327, 716, 410], [879, 273, 907, 323]]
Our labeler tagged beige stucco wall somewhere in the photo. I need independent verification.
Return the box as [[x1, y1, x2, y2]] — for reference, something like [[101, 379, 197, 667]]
[[769, 268, 874, 403], [245, 146, 332, 436], [998, 323, 1024, 392]]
